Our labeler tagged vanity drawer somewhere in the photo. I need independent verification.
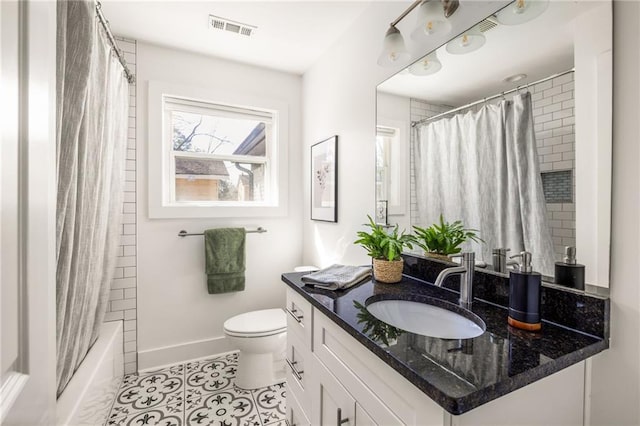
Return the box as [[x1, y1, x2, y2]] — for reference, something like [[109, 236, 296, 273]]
[[286, 288, 313, 349], [286, 330, 311, 416]]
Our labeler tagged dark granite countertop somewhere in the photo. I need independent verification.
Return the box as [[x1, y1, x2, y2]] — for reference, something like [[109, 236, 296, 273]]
[[281, 266, 609, 415]]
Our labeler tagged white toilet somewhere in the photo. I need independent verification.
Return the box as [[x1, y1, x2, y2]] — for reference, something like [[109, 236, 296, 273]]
[[223, 308, 287, 390]]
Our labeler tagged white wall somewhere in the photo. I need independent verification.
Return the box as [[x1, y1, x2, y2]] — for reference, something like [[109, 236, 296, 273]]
[[588, 1, 640, 424], [301, 1, 506, 268], [303, 1, 639, 424], [574, 3, 613, 288], [136, 42, 303, 369]]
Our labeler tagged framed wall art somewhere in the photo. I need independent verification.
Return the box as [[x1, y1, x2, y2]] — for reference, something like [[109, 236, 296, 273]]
[[311, 136, 337, 222]]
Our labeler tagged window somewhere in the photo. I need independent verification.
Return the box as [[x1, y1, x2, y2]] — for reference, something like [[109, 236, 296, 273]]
[[376, 126, 396, 203], [148, 81, 289, 218], [165, 97, 274, 204]]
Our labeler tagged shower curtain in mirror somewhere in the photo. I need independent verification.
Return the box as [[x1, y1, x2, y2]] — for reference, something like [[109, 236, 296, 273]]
[[56, 0, 129, 396], [413, 93, 555, 276]]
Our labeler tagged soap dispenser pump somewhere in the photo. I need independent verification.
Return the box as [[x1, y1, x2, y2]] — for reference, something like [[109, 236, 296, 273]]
[[508, 251, 542, 332], [554, 246, 585, 290]]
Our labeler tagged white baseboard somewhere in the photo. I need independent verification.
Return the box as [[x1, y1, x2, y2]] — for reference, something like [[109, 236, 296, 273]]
[[137, 335, 235, 371]]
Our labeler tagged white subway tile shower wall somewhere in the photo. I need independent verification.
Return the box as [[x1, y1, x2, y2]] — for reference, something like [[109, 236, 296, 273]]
[[409, 73, 575, 262], [532, 73, 576, 261], [104, 36, 138, 374]]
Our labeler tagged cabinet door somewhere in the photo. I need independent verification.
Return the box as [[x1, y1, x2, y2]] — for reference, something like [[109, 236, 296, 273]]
[[311, 359, 355, 426], [286, 387, 311, 426], [354, 402, 378, 426]]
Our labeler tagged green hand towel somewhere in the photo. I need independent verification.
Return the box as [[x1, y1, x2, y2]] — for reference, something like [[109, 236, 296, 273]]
[[204, 228, 246, 294]]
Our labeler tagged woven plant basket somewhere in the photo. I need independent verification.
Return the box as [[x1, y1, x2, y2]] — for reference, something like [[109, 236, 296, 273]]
[[372, 258, 404, 284], [424, 252, 452, 262]]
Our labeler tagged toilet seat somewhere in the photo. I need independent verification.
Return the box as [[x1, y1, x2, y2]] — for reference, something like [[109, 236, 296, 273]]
[[223, 308, 286, 338]]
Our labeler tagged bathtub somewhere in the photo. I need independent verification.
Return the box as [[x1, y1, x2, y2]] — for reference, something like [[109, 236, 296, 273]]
[[56, 321, 124, 426]]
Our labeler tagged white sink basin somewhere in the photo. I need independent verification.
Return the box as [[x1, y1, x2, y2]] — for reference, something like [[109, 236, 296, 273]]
[[365, 299, 485, 340]]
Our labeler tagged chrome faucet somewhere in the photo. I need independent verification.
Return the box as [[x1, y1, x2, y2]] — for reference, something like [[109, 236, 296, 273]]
[[433, 252, 475, 308], [492, 248, 510, 273]]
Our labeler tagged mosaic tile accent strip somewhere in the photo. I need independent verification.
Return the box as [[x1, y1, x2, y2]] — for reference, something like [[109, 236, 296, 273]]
[[106, 352, 285, 426], [542, 170, 573, 203]]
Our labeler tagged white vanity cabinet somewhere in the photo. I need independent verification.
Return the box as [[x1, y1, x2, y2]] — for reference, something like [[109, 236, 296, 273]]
[[285, 287, 586, 426], [285, 288, 313, 421], [285, 288, 442, 426]]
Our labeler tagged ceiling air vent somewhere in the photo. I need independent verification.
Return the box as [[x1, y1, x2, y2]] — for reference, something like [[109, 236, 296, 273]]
[[478, 17, 498, 33], [208, 15, 257, 37]]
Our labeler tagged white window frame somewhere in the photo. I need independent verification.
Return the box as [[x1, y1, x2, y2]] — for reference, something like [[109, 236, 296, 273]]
[[148, 81, 289, 218], [376, 119, 407, 216]]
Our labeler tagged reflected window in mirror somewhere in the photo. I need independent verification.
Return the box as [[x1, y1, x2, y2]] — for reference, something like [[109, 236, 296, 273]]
[[375, 126, 397, 209]]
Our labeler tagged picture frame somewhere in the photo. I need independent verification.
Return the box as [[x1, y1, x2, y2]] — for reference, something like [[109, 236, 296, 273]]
[[311, 136, 338, 222]]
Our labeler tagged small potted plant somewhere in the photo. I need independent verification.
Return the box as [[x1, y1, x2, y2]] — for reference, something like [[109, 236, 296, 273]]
[[354, 215, 413, 283], [411, 214, 483, 262]]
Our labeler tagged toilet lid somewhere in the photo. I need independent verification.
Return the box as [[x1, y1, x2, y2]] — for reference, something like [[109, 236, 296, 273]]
[[224, 308, 286, 337]]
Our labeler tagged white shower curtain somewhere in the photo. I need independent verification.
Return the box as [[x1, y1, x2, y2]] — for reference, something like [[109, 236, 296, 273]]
[[56, 0, 129, 396], [413, 93, 555, 276]]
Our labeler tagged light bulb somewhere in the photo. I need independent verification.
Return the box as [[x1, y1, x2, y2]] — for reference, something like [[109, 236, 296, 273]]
[[408, 52, 442, 76], [496, 0, 549, 25], [377, 25, 410, 66], [446, 26, 485, 55]]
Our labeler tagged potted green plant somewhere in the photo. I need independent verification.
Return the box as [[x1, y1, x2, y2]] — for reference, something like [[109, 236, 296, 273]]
[[354, 215, 413, 283], [411, 214, 483, 262]]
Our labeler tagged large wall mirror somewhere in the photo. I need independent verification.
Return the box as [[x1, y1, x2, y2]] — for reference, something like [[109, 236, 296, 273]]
[[376, 0, 612, 289]]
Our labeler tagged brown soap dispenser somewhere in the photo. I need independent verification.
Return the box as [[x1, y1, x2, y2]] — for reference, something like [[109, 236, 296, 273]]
[[507, 251, 542, 332]]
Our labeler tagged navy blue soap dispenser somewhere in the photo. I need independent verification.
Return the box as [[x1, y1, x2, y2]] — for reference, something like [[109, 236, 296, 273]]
[[507, 251, 542, 332]]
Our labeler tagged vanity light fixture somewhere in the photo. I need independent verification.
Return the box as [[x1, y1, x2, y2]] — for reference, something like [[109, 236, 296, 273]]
[[377, 25, 410, 66], [495, 0, 549, 26], [411, 0, 453, 42], [377, 0, 459, 67], [445, 25, 486, 54], [408, 51, 442, 76]]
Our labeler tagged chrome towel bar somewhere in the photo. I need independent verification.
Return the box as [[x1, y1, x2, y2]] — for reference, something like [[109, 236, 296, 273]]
[[178, 227, 267, 237]]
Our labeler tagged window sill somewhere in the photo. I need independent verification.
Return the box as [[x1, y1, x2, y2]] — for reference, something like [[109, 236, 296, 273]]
[[148, 203, 287, 219]]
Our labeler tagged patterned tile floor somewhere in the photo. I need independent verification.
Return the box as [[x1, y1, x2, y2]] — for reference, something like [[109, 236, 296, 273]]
[[105, 352, 286, 426]]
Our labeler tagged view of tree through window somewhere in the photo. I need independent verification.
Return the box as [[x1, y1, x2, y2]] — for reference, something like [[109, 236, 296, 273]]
[[168, 104, 271, 203]]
